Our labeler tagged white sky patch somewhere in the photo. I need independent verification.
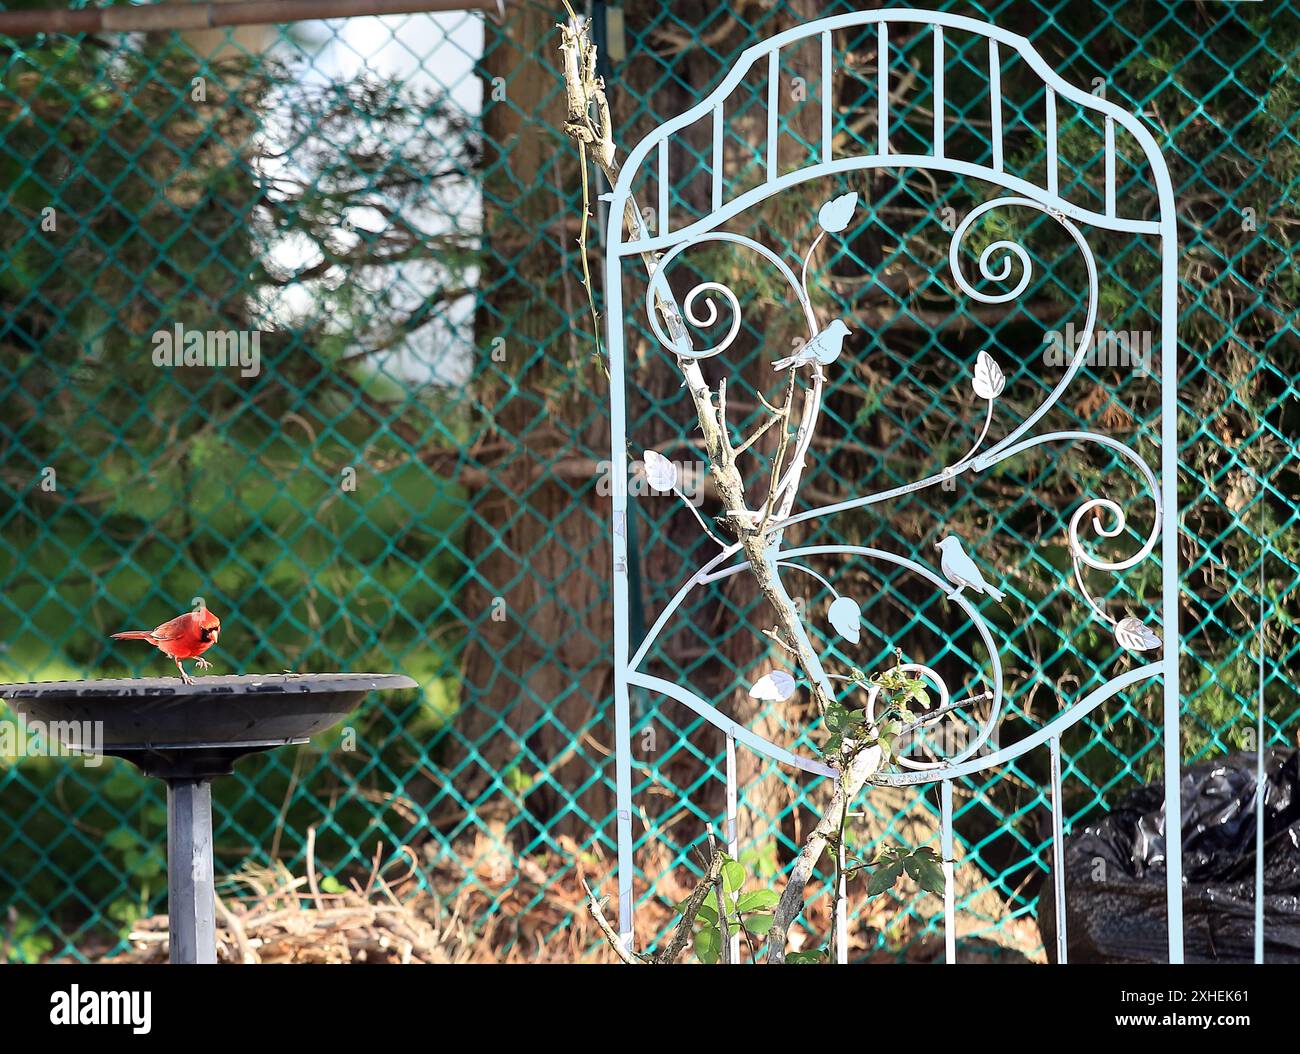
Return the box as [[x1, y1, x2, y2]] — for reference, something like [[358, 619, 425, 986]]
[[255, 14, 484, 385]]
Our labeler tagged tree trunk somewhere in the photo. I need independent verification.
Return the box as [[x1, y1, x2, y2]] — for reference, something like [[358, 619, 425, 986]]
[[452, 1, 614, 836], [453, 0, 829, 869]]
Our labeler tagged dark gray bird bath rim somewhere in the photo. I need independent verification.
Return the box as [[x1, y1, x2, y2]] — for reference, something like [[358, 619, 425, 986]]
[[0, 673, 417, 964]]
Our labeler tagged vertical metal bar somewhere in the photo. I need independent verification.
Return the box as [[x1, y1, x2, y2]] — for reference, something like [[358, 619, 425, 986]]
[[941, 779, 955, 964], [166, 778, 216, 964], [614, 612, 634, 948], [712, 104, 723, 212], [932, 25, 944, 158], [725, 732, 741, 964], [836, 840, 848, 964], [1046, 89, 1058, 196], [606, 203, 635, 952], [1049, 736, 1068, 964], [1104, 116, 1116, 216], [821, 31, 832, 164], [1255, 554, 1266, 962], [657, 140, 668, 237], [1160, 178, 1185, 965], [989, 39, 1002, 172], [877, 22, 888, 155], [767, 49, 779, 181]]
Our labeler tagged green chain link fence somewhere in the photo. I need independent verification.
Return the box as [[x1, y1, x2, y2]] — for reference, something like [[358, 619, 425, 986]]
[[0, 0, 1294, 962]]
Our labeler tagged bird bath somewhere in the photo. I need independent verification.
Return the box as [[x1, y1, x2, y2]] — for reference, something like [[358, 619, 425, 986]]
[[0, 673, 417, 963]]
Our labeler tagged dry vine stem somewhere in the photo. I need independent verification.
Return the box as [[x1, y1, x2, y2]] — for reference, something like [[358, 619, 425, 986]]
[[581, 848, 726, 964], [559, 13, 896, 964]]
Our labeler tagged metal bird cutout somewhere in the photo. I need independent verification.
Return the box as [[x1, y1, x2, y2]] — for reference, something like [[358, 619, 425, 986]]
[[936, 536, 1006, 603], [771, 319, 852, 371]]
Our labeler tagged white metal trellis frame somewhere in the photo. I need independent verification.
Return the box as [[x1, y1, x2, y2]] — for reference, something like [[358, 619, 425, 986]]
[[603, 9, 1184, 962]]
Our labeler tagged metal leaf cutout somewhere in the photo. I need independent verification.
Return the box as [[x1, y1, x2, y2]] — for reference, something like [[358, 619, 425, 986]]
[[1115, 616, 1162, 652], [972, 350, 1006, 400], [749, 670, 797, 701], [817, 192, 858, 234], [643, 449, 677, 492], [827, 596, 862, 644]]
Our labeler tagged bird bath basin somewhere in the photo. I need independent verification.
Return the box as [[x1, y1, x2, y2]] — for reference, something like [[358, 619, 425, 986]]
[[0, 673, 417, 963]]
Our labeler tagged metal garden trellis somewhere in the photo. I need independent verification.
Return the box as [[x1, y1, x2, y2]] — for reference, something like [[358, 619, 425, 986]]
[[602, 9, 1184, 962]]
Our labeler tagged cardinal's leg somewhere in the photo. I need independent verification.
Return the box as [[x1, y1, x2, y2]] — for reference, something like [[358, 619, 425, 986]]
[[194, 657, 212, 671], [175, 659, 195, 685]]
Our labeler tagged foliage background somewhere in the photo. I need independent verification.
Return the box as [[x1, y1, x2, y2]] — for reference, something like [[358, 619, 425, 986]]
[[0, 0, 1294, 962]]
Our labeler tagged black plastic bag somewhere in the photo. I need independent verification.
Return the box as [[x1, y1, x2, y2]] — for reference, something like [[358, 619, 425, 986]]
[[1038, 749, 1300, 963]]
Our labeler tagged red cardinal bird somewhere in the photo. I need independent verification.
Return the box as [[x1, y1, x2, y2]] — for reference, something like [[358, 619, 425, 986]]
[[111, 604, 221, 684]]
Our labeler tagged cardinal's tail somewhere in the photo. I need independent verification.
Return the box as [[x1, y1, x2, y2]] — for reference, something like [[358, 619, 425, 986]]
[[985, 585, 1006, 603], [110, 630, 155, 641]]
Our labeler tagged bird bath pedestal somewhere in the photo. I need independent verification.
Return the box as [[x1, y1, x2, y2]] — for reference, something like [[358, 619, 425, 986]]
[[0, 673, 416, 964]]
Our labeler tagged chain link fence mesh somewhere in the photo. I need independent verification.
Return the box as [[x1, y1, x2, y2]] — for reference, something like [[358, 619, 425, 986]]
[[0, 0, 1294, 962]]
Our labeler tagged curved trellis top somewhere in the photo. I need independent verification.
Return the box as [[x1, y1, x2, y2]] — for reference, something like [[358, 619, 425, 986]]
[[603, 7, 1183, 963], [610, 9, 1175, 253]]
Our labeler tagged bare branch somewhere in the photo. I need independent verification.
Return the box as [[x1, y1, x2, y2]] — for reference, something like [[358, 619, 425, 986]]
[[707, 824, 731, 965], [655, 848, 724, 965], [580, 878, 645, 965], [559, 13, 883, 962]]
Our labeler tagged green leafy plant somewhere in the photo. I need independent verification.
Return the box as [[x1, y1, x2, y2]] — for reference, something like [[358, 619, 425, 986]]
[[673, 852, 781, 964]]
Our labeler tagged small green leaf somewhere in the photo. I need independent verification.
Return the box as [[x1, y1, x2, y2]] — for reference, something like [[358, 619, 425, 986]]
[[126, 848, 164, 879], [502, 764, 534, 795], [742, 842, 780, 880], [823, 702, 848, 733], [103, 770, 139, 802], [736, 889, 779, 912], [107, 898, 143, 925], [786, 950, 827, 964], [105, 827, 137, 851], [867, 859, 904, 897], [674, 898, 717, 925], [721, 859, 745, 894], [695, 924, 721, 964], [745, 912, 774, 936], [909, 852, 946, 895]]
